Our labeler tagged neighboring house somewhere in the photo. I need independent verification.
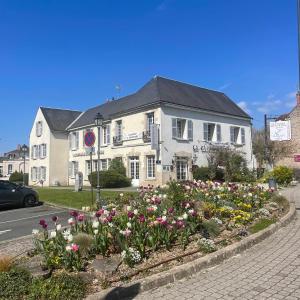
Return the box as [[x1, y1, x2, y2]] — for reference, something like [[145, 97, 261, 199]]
[[29, 76, 253, 187], [0, 145, 29, 179], [275, 93, 300, 172], [29, 107, 81, 186], [67, 76, 253, 187]]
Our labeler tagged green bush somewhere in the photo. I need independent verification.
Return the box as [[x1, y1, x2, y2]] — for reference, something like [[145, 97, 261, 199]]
[[192, 166, 210, 181], [108, 158, 126, 176], [9, 171, 28, 185], [0, 267, 32, 299], [28, 272, 87, 300], [272, 166, 293, 185], [88, 170, 131, 188]]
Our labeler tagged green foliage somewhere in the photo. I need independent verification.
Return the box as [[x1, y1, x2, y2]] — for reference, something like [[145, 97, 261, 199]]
[[166, 180, 186, 210], [201, 220, 220, 238], [272, 166, 293, 185], [73, 233, 94, 255], [108, 158, 127, 176], [249, 218, 276, 234], [192, 166, 210, 181], [9, 171, 28, 185], [28, 272, 87, 300], [207, 147, 255, 182], [270, 194, 289, 212], [88, 170, 131, 188], [0, 267, 31, 299]]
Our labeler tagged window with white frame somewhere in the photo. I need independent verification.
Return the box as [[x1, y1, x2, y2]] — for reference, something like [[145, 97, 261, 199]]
[[176, 158, 188, 180], [40, 167, 46, 181], [172, 118, 193, 140], [146, 112, 154, 132], [70, 132, 79, 150], [203, 123, 215, 142], [8, 164, 13, 175], [93, 160, 98, 171], [101, 159, 108, 170], [216, 124, 222, 142], [36, 121, 43, 137], [31, 167, 37, 181], [39, 144, 47, 158], [146, 155, 155, 179], [0, 166, 2, 177], [230, 126, 240, 144], [102, 125, 111, 145], [241, 128, 246, 145], [115, 120, 122, 139], [70, 161, 78, 178]]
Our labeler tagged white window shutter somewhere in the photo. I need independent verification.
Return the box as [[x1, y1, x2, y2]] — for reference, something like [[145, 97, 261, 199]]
[[31, 146, 34, 159], [188, 120, 193, 140], [203, 123, 208, 141], [217, 125, 222, 142], [230, 127, 235, 143], [172, 118, 177, 139], [76, 132, 79, 149], [241, 128, 245, 144], [36, 123, 38, 137], [107, 125, 111, 144]]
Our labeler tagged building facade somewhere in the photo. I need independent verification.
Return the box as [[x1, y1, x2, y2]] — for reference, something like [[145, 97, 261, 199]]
[[0, 145, 29, 180], [29, 76, 253, 187]]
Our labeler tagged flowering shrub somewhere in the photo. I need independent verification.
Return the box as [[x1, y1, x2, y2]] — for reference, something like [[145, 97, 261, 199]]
[[198, 238, 216, 253], [33, 180, 274, 271]]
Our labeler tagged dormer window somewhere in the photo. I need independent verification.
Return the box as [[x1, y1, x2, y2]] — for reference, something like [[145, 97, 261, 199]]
[[36, 121, 43, 137]]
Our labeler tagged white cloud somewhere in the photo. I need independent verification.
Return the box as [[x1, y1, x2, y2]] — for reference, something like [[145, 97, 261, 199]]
[[237, 101, 251, 113], [286, 91, 297, 99]]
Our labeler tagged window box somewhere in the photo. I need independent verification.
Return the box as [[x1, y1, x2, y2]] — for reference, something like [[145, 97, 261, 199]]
[[142, 130, 151, 142], [113, 136, 123, 146]]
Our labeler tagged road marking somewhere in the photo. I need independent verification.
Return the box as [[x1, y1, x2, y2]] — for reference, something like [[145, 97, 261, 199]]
[[0, 211, 66, 225], [0, 229, 11, 235]]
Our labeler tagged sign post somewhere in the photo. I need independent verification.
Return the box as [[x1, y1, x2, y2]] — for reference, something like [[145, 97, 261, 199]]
[[84, 131, 96, 208]]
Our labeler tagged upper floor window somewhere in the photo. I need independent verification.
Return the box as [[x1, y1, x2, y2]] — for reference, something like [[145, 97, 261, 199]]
[[40, 144, 47, 158], [102, 125, 111, 145], [115, 120, 122, 139], [146, 112, 154, 132], [241, 128, 246, 145], [230, 126, 241, 144], [203, 123, 222, 142], [172, 118, 193, 141], [36, 121, 43, 137], [69, 132, 79, 150]]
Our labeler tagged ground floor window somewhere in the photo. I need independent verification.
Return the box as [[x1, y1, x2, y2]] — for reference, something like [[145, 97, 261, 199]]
[[146, 155, 155, 179], [8, 164, 13, 175], [176, 159, 188, 180], [85, 160, 92, 177], [0, 166, 2, 177], [40, 167, 46, 181], [31, 167, 37, 181], [70, 161, 78, 178], [129, 156, 139, 179]]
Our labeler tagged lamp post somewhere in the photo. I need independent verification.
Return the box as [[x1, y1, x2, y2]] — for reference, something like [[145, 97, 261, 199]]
[[21, 144, 27, 185], [94, 112, 104, 208]]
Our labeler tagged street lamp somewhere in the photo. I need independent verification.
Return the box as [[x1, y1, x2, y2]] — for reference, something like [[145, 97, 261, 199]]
[[21, 144, 27, 185], [94, 112, 104, 208]]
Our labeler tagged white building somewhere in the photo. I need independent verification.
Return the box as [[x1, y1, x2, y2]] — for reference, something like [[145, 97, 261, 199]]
[[0, 145, 29, 180], [29, 107, 81, 186], [29, 76, 254, 187]]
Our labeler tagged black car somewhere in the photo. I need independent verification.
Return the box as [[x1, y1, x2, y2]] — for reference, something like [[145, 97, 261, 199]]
[[0, 180, 39, 207]]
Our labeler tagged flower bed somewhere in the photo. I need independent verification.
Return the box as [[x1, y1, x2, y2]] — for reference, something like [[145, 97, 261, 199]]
[[29, 180, 286, 296]]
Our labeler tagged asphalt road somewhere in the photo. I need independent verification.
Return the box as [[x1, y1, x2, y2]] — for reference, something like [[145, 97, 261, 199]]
[[0, 204, 70, 242]]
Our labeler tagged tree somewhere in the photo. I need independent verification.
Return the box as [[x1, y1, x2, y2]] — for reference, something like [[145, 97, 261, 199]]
[[108, 158, 126, 176], [252, 128, 294, 168]]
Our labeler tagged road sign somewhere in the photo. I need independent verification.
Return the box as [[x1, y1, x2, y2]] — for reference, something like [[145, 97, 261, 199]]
[[84, 131, 96, 147]]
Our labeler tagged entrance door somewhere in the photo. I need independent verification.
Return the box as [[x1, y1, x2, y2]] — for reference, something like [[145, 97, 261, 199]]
[[176, 159, 188, 181], [129, 157, 140, 187]]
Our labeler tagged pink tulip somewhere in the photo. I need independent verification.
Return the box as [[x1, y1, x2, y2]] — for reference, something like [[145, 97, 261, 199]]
[[71, 244, 79, 252]]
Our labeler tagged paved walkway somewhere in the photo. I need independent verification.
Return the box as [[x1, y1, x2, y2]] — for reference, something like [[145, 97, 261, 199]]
[[135, 187, 300, 300]]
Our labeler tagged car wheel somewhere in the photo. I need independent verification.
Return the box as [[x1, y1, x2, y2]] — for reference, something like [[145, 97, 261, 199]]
[[23, 195, 37, 207]]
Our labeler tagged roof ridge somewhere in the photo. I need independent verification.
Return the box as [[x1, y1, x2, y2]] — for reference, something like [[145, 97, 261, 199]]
[[154, 75, 225, 95], [40, 106, 82, 113]]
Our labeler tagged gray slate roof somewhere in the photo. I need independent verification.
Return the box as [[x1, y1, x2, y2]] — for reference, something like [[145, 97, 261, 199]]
[[40, 107, 82, 131], [68, 76, 251, 129]]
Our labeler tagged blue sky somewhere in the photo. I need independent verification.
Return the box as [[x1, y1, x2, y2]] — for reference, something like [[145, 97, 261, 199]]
[[0, 0, 298, 154]]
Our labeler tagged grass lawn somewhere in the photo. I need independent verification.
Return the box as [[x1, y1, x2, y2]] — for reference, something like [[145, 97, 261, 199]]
[[249, 218, 276, 234], [34, 187, 138, 209]]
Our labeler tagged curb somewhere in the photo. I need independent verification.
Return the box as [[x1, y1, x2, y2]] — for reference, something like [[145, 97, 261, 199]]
[[86, 201, 297, 300]]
